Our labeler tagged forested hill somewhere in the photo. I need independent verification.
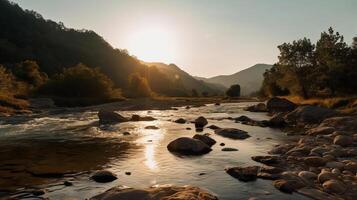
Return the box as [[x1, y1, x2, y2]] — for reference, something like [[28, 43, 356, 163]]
[[0, 0, 220, 96]]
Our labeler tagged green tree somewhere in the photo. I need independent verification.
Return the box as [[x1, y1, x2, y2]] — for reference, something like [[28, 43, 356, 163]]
[[13, 60, 48, 87], [226, 84, 241, 97]]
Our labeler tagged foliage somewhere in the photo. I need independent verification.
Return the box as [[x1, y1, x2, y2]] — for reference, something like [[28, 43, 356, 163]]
[[191, 89, 198, 97], [12, 60, 48, 87], [125, 73, 152, 98], [39, 63, 121, 99], [261, 27, 357, 98], [226, 84, 241, 97]]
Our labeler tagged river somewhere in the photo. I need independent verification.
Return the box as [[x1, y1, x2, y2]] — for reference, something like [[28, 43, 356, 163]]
[[0, 102, 311, 199]]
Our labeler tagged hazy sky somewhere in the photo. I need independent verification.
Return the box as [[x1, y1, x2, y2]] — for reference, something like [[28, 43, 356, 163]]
[[12, 0, 357, 77]]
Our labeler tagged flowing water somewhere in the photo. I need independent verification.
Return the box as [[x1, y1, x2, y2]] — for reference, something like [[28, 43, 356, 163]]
[[0, 102, 310, 200]]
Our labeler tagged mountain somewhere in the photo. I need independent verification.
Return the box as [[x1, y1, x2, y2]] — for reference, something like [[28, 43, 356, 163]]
[[144, 62, 225, 96], [0, 0, 222, 97], [196, 64, 272, 96]]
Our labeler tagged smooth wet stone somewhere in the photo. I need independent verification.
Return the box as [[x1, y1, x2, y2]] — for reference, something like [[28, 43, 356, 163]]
[[91, 170, 117, 183], [310, 147, 329, 156], [269, 144, 295, 155], [285, 105, 338, 124], [273, 179, 304, 193], [193, 134, 216, 147], [307, 127, 335, 136], [122, 132, 130, 136], [64, 181, 73, 186], [251, 156, 280, 165], [257, 172, 280, 180], [174, 118, 186, 124], [207, 125, 220, 130], [267, 113, 286, 127], [304, 156, 327, 167], [297, 188, 338, 200], [98, 110, 128, 124], [318, 171, 338, 183], [214, 128, 250, 139], [219, 143, 225, 146], [325, 161, 344, 169], [298, 171, 317, 181], [130, 114, 156, 121], [266, 97, 297, 113], [221, 147, 238, 151], [167, 137, 211, 155], [145, 125, 159, 130], [319, 116, 357, 132], [194, 116, 208, 129], [245, 103, 267, 112], [90, 185, 218, 200], [344, 162, 357, 173], [260, 166, 284, 174], [226, 166, 259, 182], [323, 180, 346, 194], [333, 135, 353, 147]]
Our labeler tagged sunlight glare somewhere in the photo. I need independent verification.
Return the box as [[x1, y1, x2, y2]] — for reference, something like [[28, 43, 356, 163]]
[[126, 25, 177, 63]]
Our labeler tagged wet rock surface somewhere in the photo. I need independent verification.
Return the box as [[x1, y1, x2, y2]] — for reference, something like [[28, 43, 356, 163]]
[[167, 137, 212, 155], [90, 185, 218, 200], [91, 170, 117, 183], [214, 128, 250, 139], [98, 110, 128, 124]]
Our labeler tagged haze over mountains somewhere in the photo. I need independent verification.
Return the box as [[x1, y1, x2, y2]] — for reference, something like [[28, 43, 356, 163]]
[[196, 64, 272, 96]]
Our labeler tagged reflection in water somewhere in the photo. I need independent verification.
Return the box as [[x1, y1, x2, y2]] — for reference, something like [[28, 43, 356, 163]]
[[145, 144, 157, 170]]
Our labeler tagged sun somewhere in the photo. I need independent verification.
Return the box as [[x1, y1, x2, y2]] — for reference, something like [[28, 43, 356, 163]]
[[126, 26, 177, 63]]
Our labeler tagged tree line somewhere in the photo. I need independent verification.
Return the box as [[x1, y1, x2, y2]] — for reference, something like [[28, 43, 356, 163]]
[[261, 28, 357, 98]]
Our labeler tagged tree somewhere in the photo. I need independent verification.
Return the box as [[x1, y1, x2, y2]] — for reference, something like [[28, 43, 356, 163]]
[[12, 60, 48, 87], [126, 73, 152, 98], [39, 63, 120, 98], [191, 89, 198, 97], [226, 84, 241, 97]]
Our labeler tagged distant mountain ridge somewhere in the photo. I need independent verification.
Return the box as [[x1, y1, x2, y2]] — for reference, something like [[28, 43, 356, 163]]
[[195, 64, 272, 96]]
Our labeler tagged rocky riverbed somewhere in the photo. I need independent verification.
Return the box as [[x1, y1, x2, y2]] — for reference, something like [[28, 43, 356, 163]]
[[1, 99, 355, 199]]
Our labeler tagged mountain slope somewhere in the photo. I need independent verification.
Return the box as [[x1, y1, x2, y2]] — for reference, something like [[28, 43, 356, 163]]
[[0, 0, 222, 97], [196, 64, 272, 96], [144, 62, 225, 95]]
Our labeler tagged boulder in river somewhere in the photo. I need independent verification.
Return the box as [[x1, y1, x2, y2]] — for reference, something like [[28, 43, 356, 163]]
[[214, 128, 250, 139], [226, 166, 260, 182], [251, 156, 280, 165], [285, 105, 338, 124], [273, 179, 304, 193], [245, 103, 267, 112], [221, 147, 238, 151], [174, 118, 186, 124], [90, 185, 218, 200], [194, 116, 208, 129], [266, 97, 297, 113], [322, 180, 346, 194], [130, 114, 156, 121], [193, 134, 216, 147], [145, 125, 159, 130], [333, 135, 353, 147], [304, 156, 327, 167], [98, 110, 128, 124], [167, 137, 212, 155], [207, 125, 220, 130], [91, 170, 117, 183]]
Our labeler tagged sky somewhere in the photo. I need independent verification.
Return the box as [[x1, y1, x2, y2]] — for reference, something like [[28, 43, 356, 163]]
[[11, 0, 357, 77]]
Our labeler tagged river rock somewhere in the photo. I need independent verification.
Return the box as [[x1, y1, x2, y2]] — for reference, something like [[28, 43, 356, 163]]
[[318, 171, 338, 183], [167, 137, 211, 155], [130, 114, 156, 121], [221, 147, 238, 151], [298, 171, 317, 181], [322, 180, 346, 194], [251, 156, 280, 165], [214, 128, 250, 139], [285, 105, 338, 124], [304, 156, 327, 167], [174, 118, 186, 124], [98, 110, 128, 124], [194, 116, 208, 129], [225, 166, 260, 182], [90, 185, 218, 200], [273, 179, 304, 193], [307, 127, 335, 136], [245, 103, 267, 112], [344, 162, 357, 173], [91, 170, 117, 183], [207, 125, 220, 130], [269, 144, 295, 155], [145, 125, 159, 129], [325, 161, 344, 169], [267, 113, 286, 127], [297, 188, 339, 200], [333, 135, 353, 147], [193, 134, 216, 147], [266, 97, 297, 113], [319, 116, 357, 132]]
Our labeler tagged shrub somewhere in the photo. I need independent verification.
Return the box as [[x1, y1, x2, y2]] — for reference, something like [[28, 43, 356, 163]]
[[125, 73, 152, 98], [39, 63, 121, 99], [226, 84, 241, 97]]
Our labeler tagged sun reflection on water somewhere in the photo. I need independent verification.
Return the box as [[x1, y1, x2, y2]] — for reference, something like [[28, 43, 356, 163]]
[[145, 144, 157, 170]]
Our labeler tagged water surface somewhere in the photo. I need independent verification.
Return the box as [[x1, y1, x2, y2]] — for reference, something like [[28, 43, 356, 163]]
[[0, 103, 310, 199]]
